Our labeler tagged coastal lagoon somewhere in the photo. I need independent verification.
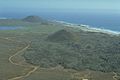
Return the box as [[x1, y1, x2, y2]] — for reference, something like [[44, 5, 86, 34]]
[[0, 26, 23, 30], [3, 12, 120, 32]]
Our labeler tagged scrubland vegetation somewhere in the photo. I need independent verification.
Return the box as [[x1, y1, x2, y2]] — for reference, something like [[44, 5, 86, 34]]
[[0, 16, 120, 80], [23, 28, 120, 73]]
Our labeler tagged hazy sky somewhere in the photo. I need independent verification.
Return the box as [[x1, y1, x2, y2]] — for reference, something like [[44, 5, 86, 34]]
[[0, 0, 120, 13]]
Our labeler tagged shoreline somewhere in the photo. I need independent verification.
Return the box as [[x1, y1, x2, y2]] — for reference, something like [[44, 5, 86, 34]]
[[0, 18, 120, 35], [55, 20, 120, 36], [0, 17, 7, 19]]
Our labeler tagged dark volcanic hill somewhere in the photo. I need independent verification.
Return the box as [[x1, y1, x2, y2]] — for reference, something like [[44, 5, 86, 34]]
[[24, 28, 120, 73], [47, 29, 80, 42], [22, 16, 48, 23]]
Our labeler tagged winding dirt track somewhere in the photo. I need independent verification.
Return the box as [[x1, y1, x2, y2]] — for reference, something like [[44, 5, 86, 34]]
[[113, 72, 118, 80], [1, 37, 118, 80], [8, 66, 38, 80], [0, 37, 38, 80], [8, 43, 30, 67]]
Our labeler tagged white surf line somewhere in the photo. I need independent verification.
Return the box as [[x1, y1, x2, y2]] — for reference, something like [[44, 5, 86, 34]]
[[55, 20, 120, 36], [0, 17, 7, 19], [69, 24, 120, 35]]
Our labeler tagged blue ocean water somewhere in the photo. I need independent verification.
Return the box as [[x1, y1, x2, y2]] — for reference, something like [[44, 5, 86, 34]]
[[1, 12, 120, 32], [41, 12, 120, 32]]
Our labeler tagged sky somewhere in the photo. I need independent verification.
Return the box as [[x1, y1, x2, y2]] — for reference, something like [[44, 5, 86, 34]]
[[0, 0, 120, 14]]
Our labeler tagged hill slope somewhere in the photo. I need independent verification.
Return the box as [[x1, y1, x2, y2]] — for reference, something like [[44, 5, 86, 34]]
[[23, 28, 120, 72], [47, 29, 80, 42], [22, 16, 48, 24]]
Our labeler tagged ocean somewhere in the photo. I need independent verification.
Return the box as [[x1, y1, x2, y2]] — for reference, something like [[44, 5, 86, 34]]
[[1, 12, 120, 32], [41, 12, 120, 32]]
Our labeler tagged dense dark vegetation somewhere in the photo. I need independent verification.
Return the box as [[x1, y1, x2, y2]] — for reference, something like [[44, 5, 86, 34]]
[[23, 28, 120, 73]]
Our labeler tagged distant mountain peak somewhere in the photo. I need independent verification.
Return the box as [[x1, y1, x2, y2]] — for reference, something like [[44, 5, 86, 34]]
[[22, 15, 47, 23]]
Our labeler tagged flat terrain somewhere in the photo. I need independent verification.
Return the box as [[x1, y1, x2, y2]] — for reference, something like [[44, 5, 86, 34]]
[[0, 38, 32, 80]]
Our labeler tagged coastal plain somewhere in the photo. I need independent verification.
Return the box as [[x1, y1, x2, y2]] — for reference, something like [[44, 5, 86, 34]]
[[0, 16, 120, 80]]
